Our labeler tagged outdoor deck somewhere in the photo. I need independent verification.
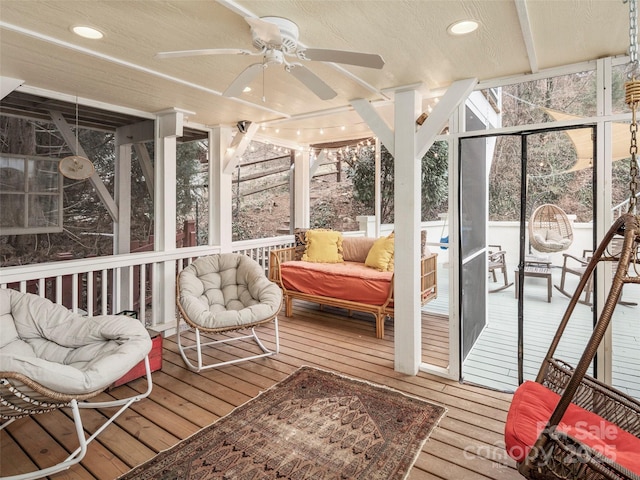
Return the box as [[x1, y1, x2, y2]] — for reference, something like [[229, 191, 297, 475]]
[[0, 302, 521, 480], [424, 263, 640, 399]]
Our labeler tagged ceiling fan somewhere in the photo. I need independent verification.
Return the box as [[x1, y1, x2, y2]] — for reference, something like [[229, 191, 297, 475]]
[[156, 16, 385, 101]]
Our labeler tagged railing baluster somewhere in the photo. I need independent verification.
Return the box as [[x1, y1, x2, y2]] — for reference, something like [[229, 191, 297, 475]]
[[56, 276, 62, 305], [101, 269, 108, 315], [87, 271, 94, 316], [72, 273, 79, 313], [140, 262, 146, 326]]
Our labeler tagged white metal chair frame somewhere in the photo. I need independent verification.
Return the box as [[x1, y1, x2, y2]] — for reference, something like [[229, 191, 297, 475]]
[[0, 358, 152, 480], [176, 317, 280, 371]]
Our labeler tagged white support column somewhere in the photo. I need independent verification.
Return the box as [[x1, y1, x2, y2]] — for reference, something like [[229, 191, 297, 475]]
[[596, 57, 614, 385], [114, 143, 132, 308], [294, 149, 310, 229], [374, 137, 381, 237], [394, 88, 423, 375], [152, 110, 182, 328], [115, 120, 154, 312], [210, 126, 234, 250], [114, 143, 132, 254]]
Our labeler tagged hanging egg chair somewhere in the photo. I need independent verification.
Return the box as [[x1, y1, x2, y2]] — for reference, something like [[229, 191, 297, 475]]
[[529, 204, 574, 253]]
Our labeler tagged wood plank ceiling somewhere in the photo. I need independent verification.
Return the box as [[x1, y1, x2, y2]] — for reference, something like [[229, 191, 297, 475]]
[[0, 0, 631, 145]]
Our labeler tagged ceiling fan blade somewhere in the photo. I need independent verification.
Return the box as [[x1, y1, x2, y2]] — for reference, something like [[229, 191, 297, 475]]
[[245, 17, 282, 45], [156, 48, 252, 59], [300, 48, 385, 69], [287, 64, 337, 100], [223, 63, 264, 98]]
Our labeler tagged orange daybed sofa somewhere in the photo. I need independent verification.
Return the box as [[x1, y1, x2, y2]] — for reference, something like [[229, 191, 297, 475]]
[[268, 231, 437, 339]]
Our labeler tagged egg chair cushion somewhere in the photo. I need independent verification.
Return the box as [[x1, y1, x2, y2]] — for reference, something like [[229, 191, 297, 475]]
[[0, 289, 152, 395], [177, 253, 282, 330]]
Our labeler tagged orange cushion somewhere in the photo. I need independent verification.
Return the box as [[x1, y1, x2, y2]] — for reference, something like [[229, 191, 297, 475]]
[[280, 261, 392, 305], [505, 381, 640, 475]]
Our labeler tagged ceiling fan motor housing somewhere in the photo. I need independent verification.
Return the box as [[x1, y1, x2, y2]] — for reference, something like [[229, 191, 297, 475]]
[[252, 16, 299, 54]]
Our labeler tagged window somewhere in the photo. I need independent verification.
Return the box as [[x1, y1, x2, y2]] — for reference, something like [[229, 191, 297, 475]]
[[0, 155, 62, 234]]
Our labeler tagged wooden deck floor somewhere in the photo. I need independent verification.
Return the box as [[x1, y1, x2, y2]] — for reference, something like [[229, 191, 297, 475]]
[[1, 302, 521, 480], [424, 262, 640, 398]]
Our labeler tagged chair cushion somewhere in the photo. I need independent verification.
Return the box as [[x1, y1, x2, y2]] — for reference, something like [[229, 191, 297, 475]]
[[505, 380, 640, 475], [178, 253, 282, 330], [0, 289, 152, 395]]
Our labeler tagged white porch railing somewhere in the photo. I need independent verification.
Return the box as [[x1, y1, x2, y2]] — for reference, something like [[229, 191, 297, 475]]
[[612, 192, 640, 219], [0, 236, 294, 334]]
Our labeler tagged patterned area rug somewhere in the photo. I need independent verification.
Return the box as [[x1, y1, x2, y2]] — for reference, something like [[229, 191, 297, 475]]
[[118, 366, 446, 480]]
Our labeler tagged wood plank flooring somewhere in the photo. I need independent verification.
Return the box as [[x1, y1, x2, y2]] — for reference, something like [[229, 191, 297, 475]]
[[1, 302, 521, 480], [425, 262, 640, 398]]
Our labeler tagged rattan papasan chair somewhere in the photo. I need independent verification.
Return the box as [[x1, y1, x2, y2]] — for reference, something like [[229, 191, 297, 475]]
[[0, 289, 153, 480], [176, 253, 282, 372], [529, 204, 574, 253]]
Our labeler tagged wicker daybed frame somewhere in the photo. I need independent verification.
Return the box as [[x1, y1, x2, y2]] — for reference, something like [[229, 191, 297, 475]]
[[268, 247, 437, 339]]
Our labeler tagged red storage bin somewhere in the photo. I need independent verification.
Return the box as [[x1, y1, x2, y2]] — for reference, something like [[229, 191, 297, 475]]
[[111, 330, 162, 388]]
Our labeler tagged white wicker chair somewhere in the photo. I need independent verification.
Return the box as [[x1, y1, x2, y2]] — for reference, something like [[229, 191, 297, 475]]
[[0, 289, 153, 480]]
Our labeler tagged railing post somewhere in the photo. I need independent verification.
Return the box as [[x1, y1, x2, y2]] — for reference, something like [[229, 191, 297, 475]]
[[356, 215, 376, 237]]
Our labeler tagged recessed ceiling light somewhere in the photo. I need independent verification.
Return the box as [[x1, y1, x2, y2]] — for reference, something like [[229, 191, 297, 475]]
[[71, 25, 104, 39], [447, 20, 479, 36], [243, 86, 252, 93]]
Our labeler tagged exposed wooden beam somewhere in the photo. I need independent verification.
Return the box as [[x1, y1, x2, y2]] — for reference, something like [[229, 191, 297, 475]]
[[133, 143, 154, 199], [310, 137, 372, 149], [350, 98, 394, 156], [48, 109, 119, 221], [0, 76, 23, 100], [223, 121, 259, 174], [415, 78, 477, 160], [515, 0, 539, 74]]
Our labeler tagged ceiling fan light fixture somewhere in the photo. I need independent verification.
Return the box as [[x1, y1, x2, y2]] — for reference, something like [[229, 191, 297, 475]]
[[447, 20, 479, 36], [71, 25, 104, 39]]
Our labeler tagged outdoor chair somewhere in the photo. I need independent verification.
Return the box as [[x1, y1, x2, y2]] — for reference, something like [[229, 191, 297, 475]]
[[488, 245, 513, 293], [176, 253, 282, 372], [556, 238, 639, 307], [0, 289, 153, 480], [554, 250, 594, 306]]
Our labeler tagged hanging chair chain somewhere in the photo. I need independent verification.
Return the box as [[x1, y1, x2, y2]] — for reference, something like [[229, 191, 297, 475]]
[[627, 88, 639, 213], [625, 0, 640, 213], [629, 0, 639, 66]]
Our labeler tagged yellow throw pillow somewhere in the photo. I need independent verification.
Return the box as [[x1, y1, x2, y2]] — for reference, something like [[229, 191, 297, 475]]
[[365, 232, 395, 271], [301, 230, 344, 263]]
